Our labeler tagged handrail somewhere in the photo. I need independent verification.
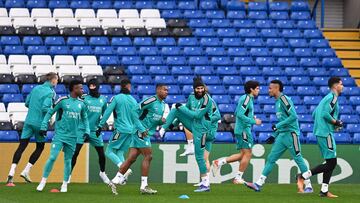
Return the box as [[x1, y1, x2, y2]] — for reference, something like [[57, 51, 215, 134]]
[[311, 0, 325, 28]]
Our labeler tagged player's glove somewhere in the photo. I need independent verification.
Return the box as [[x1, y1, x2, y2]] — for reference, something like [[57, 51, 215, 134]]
[[266, 136, 275, 144], [334, 120, 343, 128], [96, 127, 102, 137], [271, 124, 278, 132], [175, 103, 182, 109], [83, 133, 90, 138], [39, 130, 47, 137]]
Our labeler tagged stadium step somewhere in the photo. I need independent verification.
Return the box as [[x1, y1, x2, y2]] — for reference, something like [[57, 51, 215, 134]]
[[322, 29, 360, 40], [342, 59, 360, 69], [336, 50, 360, 59], [329, 40, 360, 49]]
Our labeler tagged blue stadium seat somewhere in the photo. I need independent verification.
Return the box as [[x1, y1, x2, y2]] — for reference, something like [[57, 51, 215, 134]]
[[21, 84, 37, 94], [144, 56, 164, 65], [309, 39, 329, 48], [111, 37, 132, 46], [94, 46, 114, 56], [0, 84, 20, 94], [178, 37, 198, 46], [149, 66, 169, 75], [135, 0, 154, 9], [171, 66, 192, 76], [262, 66, 282, 76], [23, 36, 43, 46], [281, 29, 302, 38], [0, 131, 19, 142], [27, 46, 48, 55], [166, 95, 186, 103], [5, 0, 25, 8], [218, 104, 236, 113], [117, 46, 136, 56], [266, 38, 286, 47], [157, 1, 176, 9], [67, 37, 88, 46], [227, 47, 247, 56], [154, 75, 175, 84], [200, 76, 220, 85], [312, 77, 328, 86], [45, 36, 65, 46], [296, 86, 318, 95], [294, 48, 313, 57], [297, 20, 317, 29], [89, 37, 109, 46], [200, 0, 218, 9], [184, 10, 204, 19], [267, 76, 289, 85], [188, 56, 208, 65], [263, 105, 276, 113], [250, 48, 270, 57], [2, 94, 24, 103], [342, 87, 360, 96], [70, 0, 91, 9], [346, 124, 360, 133], [98, 85, 112, 94], [277, 57, 298, 66], [248, 11, 268, 20], [228, 85, 244, 95], [233, 19, 254, 28], [4, 46, 25, 55], [207, 85, 227, 95], [256, 20, 275, 28], [222, 38, 243, 47], [227, 11, 246, 19], [244, 38, 264, 47], [200, 37, 221, 46], [245, 76, 266, 85], [289, 38, 308, 48], [26, 0, 46, 8], [256, 57, 275, 66], [339, 105, 354, 114], [122, 56, 142, 65], [276, 20, 295, 28], [49, 0, 69, 8], [258, 132, 273, 143], [283, 86, 296, 95], [161, 10, 182, 19], [227, 1, 246, 10], [99, 56, 120, 66], [195, 28, 216, 37], [164, 132, 185, 142], [161, 47, 181, 56], [0, 36, 18, 46], [272, 48, 293, 57], [212, 94, 231, 104], [248, 2, 267, 11], [215, 132, 234, 143], [303, 96, 322, 105], [354, 133, 360, 144], [166, 56, 187, 65], [300, 57, 320, 66], [260, 29, 280, 37], [113, 0, 133, 9], [239, 29, 258, 37], [340, 115, 360, 124], [167, 85, 181, 95], [193, 66, 213, 75], [291, 1, 310, 11], [205, 47, 225, 56], [211, 57, 232, 66], [303, 29, 323, 38], [342, 77, 356, 86], [298, 114, 313, 122], [308, 67, 328, 77], [330, 68, 349, 77], [133, 37, 153, 46], [315, 48, 335, 57], [155, 37, 176, 46], [131, 75, 153, 85], [92, 0, 112, 9], [189, 19, 209, 28], [269, 11, 289, 20], [127, 65, 147, 75], [333, 133, 351, 144], [216, 66, 238, 75], [257, 95, 274, 104], [183, 47, 203, 56], [233, 57, 253, 66], [217, 28, 237, 37], [253, 123, 272, 132], [72, 46, 93, 56], [138, 47, 158, 56], [240, 66, 260, 75], [322, 58, 342, 67], [295, 105, 309, 114], [206, 10, 225, 19], [270, 2, 289, 11], [291, 11, 311, 20], [54, 84, 67, 94]]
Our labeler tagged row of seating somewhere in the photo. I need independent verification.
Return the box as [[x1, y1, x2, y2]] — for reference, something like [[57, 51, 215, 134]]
[[0, 0, 311, 11]]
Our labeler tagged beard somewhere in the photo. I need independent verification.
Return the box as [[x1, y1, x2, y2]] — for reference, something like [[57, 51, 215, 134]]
[[194, 91, 205, 99]]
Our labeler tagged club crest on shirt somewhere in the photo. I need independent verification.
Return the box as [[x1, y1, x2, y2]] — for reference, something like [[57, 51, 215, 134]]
[[66, 103, 70, 109]]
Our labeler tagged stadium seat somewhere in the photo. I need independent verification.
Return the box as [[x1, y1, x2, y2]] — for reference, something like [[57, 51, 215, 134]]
[[164, 132, 185, 142], [215, 132, 234, 143]]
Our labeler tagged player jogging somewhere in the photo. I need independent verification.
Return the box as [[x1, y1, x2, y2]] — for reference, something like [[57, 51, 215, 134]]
[[298, 77, 344, 198], [36, 80, 89, 193], [112, 84, 168, 194], [245, 80, 312, 193], [6, 72, 58, 186], [212, 80, 262, 184]]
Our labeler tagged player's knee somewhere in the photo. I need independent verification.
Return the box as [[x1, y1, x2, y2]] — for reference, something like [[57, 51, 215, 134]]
[[36, 143, 45, 151], [326, 158, 337, 170], [144, 154, 152, 161]]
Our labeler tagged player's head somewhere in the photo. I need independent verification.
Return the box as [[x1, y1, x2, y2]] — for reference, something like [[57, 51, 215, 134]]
[[88, 78, 100, 98], [69, 80, 83, 97], [156, 83, 168, 100], [46, 72, 58, 87], [120, 78, 131, 93], [328, 77, 343, 95], [269, 80, 283, 97], [244, 80, 260, 97], [193, 76, 205, 99]]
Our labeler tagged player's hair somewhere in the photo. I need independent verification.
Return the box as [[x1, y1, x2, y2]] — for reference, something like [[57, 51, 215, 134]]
[[120, 78, 131, 88], [244, 80, 260, 94], [45, 72, 58, 81], [156, 83, 167, 89], [270, 80, 284, 92], [69, 80, 82, 92], [328, 77, 341, 88]]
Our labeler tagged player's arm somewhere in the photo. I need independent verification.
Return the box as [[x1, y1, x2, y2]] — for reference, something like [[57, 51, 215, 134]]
[[132, 104, 146, 133], [179, 99, 212, 119], [275, 96, 297, 129], [211, 103, 221, 123], [41, 92, 55, 114], [101, 97, 107, 115], [81, 103, 90, 135], [25, 91, 32, 108], [235, 96, 256, 125], [40, 97, 63, 131], [321, 96, 337, 124], [98, 97, 116, 128]]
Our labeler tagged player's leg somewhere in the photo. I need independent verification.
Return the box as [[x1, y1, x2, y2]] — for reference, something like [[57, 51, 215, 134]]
[[139, 147, 157, 194], [88, 132, 110, 184], [20, 125, 46, 183], [180, 127, 194, 156], [6, 138, 30, 185], [193, 130, 210, 192], [245, 135, 287, 191], [194, 134, 213, 187], [105, 131, 129, 167], [71, 144, 83, 172], [61, 143, 76, 192], [37, 140, 63, 191], [113, 147, 140, 185]]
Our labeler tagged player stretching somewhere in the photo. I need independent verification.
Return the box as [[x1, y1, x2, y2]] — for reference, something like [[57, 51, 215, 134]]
[[299, 77, 343, 198], [245, 80, 312, 193], [96, 79, 146, 183], [70, 79, 115, 193], [212, 81, 262, 184], [112, 84, 168, 194], [37, 80, 89, 193], [6, 73, 58, 186]]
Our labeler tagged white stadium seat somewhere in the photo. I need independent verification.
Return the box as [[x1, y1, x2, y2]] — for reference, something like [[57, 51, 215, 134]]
[[11, 112, 27, 125], [81, 65, 103, 77], [53, 9, 74, 19], [53, 55, 75, 66], [58, 65, 81, 77], [0, 55, 7, 64], [0, 112, 10, 121], [80, 18, 101, 29], [0, 17, 12, 26], [123, 18, 145, 29], [8, 55, 30, 66], [31, 9, 52, 19], [119, 9, 139, 19], [140, 9, 161, 19], [57, 18, 79, 29], [0, 8, 8, 17], [106, 113, 114, 128], [9, 8, 30, 19], [0, 65, 11, 74], [75, 9, 96, 20], [35, 65, 57, 77], [7, 103, 28, 115], [0, 103, 6, 112], [31, 55, 52, 66], [101, 18, 123, 29], [12, 65, 34, 76], [13, 18, 34, 29], [145, 18, 166, 29], [97, 9, 117, 20], [76, 56, 98, 66], [35, 18, 57, 29]]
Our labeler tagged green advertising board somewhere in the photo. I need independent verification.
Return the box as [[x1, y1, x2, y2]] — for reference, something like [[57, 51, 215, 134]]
[[89, 143, 360, 184]]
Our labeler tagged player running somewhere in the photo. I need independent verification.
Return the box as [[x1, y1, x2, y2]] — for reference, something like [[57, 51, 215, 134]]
[[244, 80, 312, 193], [36, 80, 90, 193], [70, 79, 115, 193], [96, 79, 147, 184], [6, 72, 58, 186], [112, 84, 168, 194], [298, 77, 344, 198], [212, 81, 262, 184]]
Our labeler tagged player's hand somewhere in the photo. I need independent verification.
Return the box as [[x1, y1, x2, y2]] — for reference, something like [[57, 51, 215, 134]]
[[255, 118, 262, 125], [161, 117, 166, 124], [96, 127, 102, 137], [83, 133, 90, 138], [266, 136, 275, 144], [271, 124, 278, 132], [175, 103, 182, 109], [39, 130, 47, 137], [159, 128, 165, 138], [334, 120, 343, 127]]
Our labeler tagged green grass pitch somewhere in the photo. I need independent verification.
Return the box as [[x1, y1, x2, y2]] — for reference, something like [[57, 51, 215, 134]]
[[1, 183, 359, 203]]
